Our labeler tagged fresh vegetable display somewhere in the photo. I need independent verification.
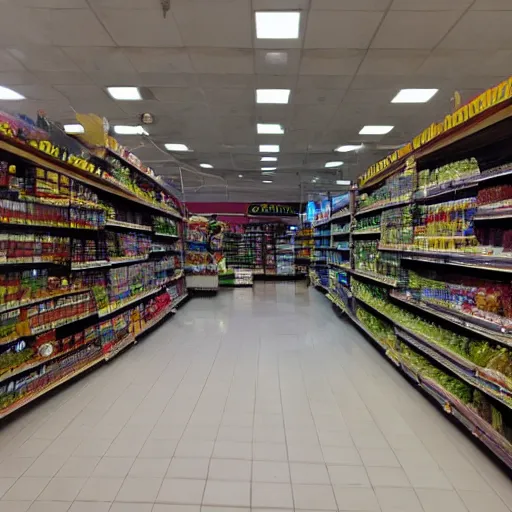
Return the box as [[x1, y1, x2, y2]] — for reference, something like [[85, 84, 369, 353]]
[[416, 158, 480, 192]]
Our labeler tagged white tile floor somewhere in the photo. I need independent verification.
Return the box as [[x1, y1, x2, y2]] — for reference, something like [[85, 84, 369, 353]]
[[0, 282, 510, 512]]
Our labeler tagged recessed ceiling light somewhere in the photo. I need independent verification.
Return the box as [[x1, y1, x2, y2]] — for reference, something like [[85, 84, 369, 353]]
[[238, 174, 243, 178], [64, 124, 84, 134], [107, 87, 142, 101], [257, 123, 284, 135], [336, 180, 351, 185], [325, 161, 344, 168], [200, 163, 213, 169], [114, 125, 148, 135], [255, 12, 300, 39], [0, 86, 24, 100], [261, 157, 277, 162], [165, 143, 190, 151], [256, 89, 290, 104], [359, 126, 394, 135], [392, 89, 438, 104], [259, 145, 280, 153], [335, 145, 362, 153], [262, 167, 276, 171], [262, 180, 273, 184]]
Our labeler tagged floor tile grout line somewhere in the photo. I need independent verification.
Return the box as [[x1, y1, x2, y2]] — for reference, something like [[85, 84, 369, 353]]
[[107, 343, 201, 505], [202, 332, 242, 506]]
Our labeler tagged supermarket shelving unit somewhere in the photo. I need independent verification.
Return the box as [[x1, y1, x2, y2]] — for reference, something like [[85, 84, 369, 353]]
[[313, 77, 512, 469], [0, 128, 188, 419]]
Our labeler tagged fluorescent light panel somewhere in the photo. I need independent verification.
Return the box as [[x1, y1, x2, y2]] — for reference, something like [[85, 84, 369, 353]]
[[257, 123, 284, 135], [200, 163, 213, 169], [325, 161, 344, 168], [392, 88, 438, 103], [0, 86, 24, 100], [165, 143, 190, 151], [256, 89, 290, 104], [262, 167, 276, 171], [64, 124, 84, 134], [359, 125, 394, 135], [114, 125, 148, 135], [336, 145, 362, 153], [255, 12, 300, 39], [336, 180, 351, 185], [261, 157, 277, 162], [107, 87, 141, 100], [259, 144, 279, 153], [262, 180, 273, 183]]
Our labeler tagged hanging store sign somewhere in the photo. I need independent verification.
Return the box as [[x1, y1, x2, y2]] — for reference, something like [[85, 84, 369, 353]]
[[247, 203, 298, 216], [359, 75, 512, 188]]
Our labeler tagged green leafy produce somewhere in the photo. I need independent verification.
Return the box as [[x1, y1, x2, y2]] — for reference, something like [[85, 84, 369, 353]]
[[0, 348, 34, 373], [356, 307, 396, 349]]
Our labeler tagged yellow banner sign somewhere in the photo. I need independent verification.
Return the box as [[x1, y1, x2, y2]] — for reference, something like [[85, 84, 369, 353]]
[[359, 75, 512, 187]]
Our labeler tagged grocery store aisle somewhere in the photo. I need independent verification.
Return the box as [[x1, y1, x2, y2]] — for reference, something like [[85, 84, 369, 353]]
[[0, 282, 510, 512]]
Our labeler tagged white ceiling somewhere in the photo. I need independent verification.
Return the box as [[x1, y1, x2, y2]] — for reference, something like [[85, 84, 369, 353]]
[[0, 0, 510, 201]]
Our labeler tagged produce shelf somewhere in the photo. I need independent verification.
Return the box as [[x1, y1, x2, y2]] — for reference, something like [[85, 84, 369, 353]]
[[349, 269, 398, 287], [474, 207, 512, 221], [355, 198, 411, 217], [394, 327, 512, 410], [153, 232, 180, 239], [105, 219, 153, 232], [331, 210, 351, 221], [71, 260, 111, 271], [331, 232, 350, 237], [328, 262, 350, 270], [352, 229, 381, 236], [390, 292, 512, 348]]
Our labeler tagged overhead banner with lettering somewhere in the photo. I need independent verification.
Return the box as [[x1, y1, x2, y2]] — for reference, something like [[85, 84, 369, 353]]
[[247, 203, 299, 216]]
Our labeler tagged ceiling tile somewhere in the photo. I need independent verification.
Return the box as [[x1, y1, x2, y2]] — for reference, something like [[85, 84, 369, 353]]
[[8, 46, 80, 72], [151, 87, 205, 103], [86, 71, 141, 86], [440, 11, 512, 49], [390, 0, 472, 9], [54, 84, 109, 102], [189, 48, 254, 74], [253, 0, 309, 9], [358, 49, 429, 75], [300, 49, 365, 75], [17, 0, 87, 6], [203, 88, 254, 105], [0, 6, 49, 45], [62, 47, 136, 73], [418, 49, 512, 76], [88, 0, 162, 7], [292, 88, 346, 105], [33, 71, 92, 85], [297, 75, 353, 89], [0, 50, 25, 71], [0, 71, 38, 85], [350, 73, 454, 90], [124, 48, 194, 74], [371, 11, 463, 49], [196, 73, 255, 89], [255, 75, 296, 89], [305, 10, 384, 48], [172, 1, 251, 48], [210, 103, 255, 118], [41, 9, 115, 46], [14, 85, 65, 101], [471, 0, 512, 8], [311, 0, 391, 9], [254, 50, 301, 76], [137, 73, 196, 88], [97, 8, 182, 46]]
